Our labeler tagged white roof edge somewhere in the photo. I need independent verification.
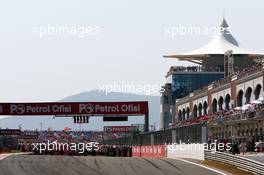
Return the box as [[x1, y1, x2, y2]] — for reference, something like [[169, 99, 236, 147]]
[[165, 18, 264, 59]]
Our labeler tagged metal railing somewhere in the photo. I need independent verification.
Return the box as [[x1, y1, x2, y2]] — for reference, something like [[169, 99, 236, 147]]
[[205, 150, 264, 175]]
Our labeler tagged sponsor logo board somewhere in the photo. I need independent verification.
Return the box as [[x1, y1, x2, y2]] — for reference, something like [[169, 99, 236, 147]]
[[104, 126, 136, 133], [0, 102, 148, 116]]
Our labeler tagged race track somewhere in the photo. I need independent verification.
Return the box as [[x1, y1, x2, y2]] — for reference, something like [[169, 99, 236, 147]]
[[0, 155, 222, 175]]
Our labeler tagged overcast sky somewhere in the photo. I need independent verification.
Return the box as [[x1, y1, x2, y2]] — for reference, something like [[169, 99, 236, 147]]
[[0, 0, 264, 102]]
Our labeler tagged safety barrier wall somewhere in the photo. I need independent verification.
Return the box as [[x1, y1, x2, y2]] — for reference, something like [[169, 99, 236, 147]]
[[205, 151, 264, 175], [132, 145, 166, 158], [133, 143, 205, 160], [166, 143, 205, 160], [132, 146, 141, 157], [131, 145, 264, 174]]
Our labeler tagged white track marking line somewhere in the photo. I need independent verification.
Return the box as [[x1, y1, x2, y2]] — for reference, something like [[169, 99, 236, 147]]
[[174, 158, 229, 175], [0, 154, 11, 160], [0, 152, 32, 161]]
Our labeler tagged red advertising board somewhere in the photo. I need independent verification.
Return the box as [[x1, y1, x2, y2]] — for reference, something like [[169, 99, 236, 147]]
[[132, 145, 166, 158], [132, 146, 141, 157], [0, 102, 148, 116], [104, 126, 136, 133]]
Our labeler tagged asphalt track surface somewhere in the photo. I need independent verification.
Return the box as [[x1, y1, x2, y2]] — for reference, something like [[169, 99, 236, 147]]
[[242, 153, 264, 164], [0, 155, 222, 175]]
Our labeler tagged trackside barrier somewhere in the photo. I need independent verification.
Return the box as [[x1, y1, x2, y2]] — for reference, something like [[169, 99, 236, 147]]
[[166, 143, 205, 160], [132, 146, 141, 157], [205, 151, 264, 175], [132, 145, 166, 158]]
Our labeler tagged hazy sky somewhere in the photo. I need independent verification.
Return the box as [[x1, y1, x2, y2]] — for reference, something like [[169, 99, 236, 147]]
[[0, 0, 264, 102]]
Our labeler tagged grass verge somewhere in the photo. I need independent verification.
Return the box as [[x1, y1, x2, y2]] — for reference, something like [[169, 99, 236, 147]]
[[201, 160, 254, 175]]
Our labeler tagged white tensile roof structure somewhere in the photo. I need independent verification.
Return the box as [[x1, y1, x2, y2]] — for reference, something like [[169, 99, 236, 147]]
[[164, 19, 264, 63]]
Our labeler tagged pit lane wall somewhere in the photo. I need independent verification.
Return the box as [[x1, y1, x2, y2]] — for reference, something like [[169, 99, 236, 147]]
[[132, 143, 205, 160]]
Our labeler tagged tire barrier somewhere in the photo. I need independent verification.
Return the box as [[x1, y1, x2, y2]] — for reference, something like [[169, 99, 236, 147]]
[[132, 145, 166, 158]]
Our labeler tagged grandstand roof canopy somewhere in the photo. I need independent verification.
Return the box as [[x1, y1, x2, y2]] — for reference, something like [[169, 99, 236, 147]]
[[164, 18, 264, 61]]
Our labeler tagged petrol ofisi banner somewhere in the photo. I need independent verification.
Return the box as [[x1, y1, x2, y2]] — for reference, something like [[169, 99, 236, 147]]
[[104, 126, 136, 133], [0, 102, 148, 116]]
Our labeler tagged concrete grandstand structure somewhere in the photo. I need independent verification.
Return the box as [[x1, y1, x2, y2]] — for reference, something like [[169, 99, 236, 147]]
[[176, 64, 264, 146], [160, 18, 264, 149]]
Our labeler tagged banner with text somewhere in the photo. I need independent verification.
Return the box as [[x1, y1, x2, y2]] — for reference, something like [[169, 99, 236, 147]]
[[104, 126, 136, 133], [0, 102, 148, 116]]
